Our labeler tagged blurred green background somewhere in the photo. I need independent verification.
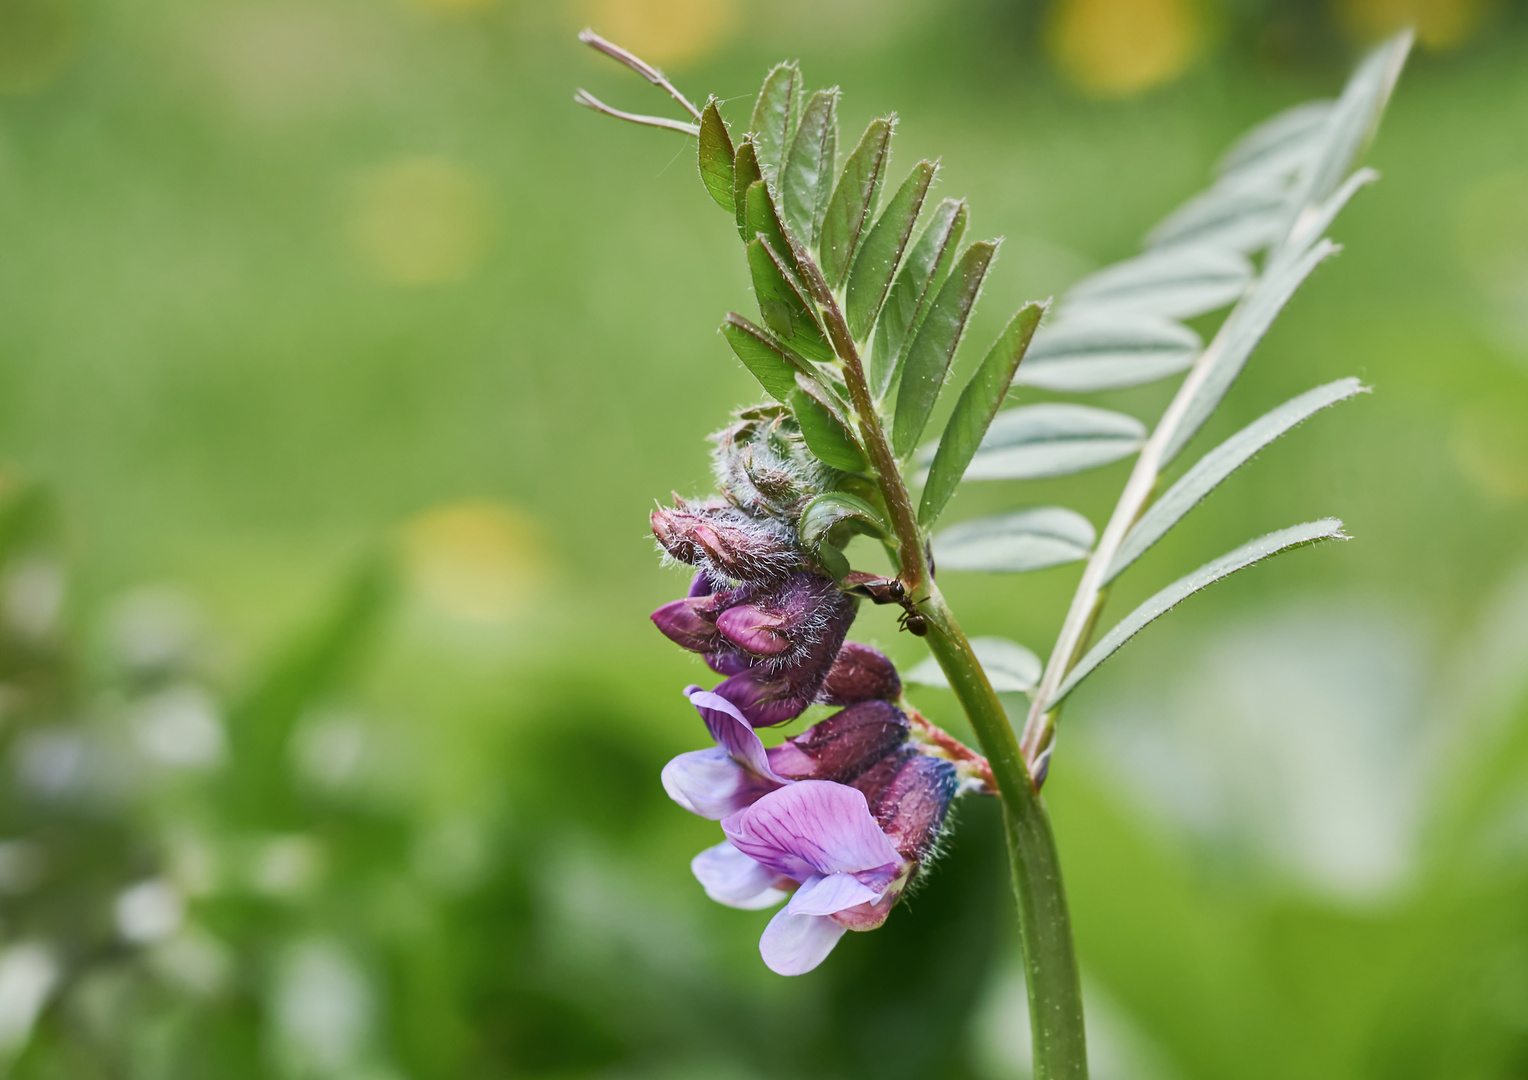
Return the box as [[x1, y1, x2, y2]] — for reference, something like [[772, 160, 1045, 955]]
[[0, 0, 1526, 1076]]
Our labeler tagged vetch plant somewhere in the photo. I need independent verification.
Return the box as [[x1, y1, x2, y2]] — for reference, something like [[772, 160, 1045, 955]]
[[578, 29, 1411, 1079]]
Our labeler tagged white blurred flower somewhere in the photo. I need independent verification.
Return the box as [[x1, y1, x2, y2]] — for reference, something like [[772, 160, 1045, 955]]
[[129, 685, 226, 769], [0, 943, 57, 1061], [115, 878, 185, 945], [1086, 601, 1431, 901]]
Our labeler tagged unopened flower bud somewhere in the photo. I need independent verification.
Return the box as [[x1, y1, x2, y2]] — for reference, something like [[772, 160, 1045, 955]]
[[651, 596, 721, 653], [865, 754, 957, 862], [713, 670, 812, 728], [766, 700, 910, 782], [820, 642, 901, 705], [716, 605, 792, 657], [650, 501, 798, 583]]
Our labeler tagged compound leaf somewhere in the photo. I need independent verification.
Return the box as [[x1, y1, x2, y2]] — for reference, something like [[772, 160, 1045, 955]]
[[1108, 378, 1364, 583], [1051, 519, 1348, 707], [751, 62, 801, 182]]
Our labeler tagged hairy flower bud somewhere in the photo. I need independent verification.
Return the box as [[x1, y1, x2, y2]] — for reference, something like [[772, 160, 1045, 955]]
[[715, 605, 792, 657], [865, 754, 957, 863], [819, 642, 902, 705], [767, 700, 911, 782], [651, 596, 721, 653], [650, 501, 798, 583]]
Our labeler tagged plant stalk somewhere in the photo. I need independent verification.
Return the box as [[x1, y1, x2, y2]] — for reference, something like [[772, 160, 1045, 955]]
[[803, 256, 1088, 1079], [921, 593, 1088, 1080]]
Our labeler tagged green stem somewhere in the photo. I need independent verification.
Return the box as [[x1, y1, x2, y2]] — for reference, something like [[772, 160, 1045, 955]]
[[796, 239, 1087, 1080], [922, 594, 1088, 1080]]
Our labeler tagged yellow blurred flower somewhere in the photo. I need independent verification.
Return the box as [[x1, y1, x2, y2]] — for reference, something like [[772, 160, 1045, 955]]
[[0, 0, 78, 95], [349, 158, 495, 287], [1452, 406, 1528, 501], [584, 0, 737, 68], [401, 500, 549, 623], [1333, 0, 1495, 50], [1046, 0, 1205, 98], [409, 0, 498, 10]]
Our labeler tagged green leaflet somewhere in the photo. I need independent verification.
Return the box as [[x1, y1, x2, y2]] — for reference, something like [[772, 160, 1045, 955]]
[[931, 507, 1095, 574], [745, 180, 802, 278], [845, 160, 937, 343], [1106, 378, 1365, 583], [905, 636, 1041, 694], [890, 240, 997, 458], [780, 89, 838, 247], [789, 376, 866, 473], [1051, 519, 1348, 708], [720, 313, 803, 403], [747, 238, 832, 363], [732, 140, 763, 239], [750, 62, 801, 181], [918, 301, 1044, 526], [927, 403, 1146, 482], [870, 198, 967, 401], [798, 492, 887, 550], [697, 98, 735, 212], [820, 117, 893, 289]]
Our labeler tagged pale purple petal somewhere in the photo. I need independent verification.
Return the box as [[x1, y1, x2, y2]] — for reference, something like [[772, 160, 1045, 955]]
[[685, 687, 786, 783], [691, 842, 788, 910], [722, 780, 905, 884], [759, 908, 848, 976], [661, 749, 777, 820], [786, 872, 882, 916]]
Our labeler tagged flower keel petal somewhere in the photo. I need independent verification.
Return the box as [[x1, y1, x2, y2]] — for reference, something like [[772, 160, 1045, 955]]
[[759, 909, 848, 976]]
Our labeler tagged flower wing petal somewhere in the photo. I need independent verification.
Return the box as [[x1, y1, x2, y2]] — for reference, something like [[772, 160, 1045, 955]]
[[686, 687, 787, 782], [786, 872, 883, 916], [691, 842, 788, 910], [759, 908, 849, 975], [661, 748, 776, 820]]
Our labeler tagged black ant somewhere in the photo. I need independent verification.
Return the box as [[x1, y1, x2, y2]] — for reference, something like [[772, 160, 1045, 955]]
[[843, 571, 928, 637]]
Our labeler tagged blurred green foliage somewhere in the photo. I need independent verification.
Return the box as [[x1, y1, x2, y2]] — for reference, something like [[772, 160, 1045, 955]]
[[0, 0, 1525, 1077]]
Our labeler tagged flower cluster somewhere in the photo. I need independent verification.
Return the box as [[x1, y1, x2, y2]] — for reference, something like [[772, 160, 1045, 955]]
[[650, 410, 975, 975]]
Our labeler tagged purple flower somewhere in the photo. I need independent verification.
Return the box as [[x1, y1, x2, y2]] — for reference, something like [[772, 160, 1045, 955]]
[[690, 841, 790, 909], [663, 694, 913, 820], [860, 753, 958, 863], [650, 499, 799, 583], [650, 595, 722, 653], [767, 700, 910, 782], [820, 641, 902, 705], [722, 781, 910, 975], [661, 688, 788, 819]]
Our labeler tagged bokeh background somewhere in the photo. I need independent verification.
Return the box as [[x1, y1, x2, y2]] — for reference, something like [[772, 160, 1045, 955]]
[[0, 0, 1526, 1076]]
